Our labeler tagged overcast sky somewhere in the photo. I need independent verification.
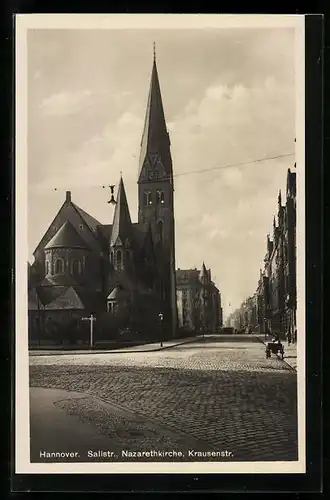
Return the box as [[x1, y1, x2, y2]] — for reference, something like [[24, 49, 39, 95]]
[[27, 27, 296, 317]]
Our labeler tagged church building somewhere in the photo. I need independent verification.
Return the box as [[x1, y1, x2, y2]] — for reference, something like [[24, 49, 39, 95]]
[[28, 52, 178, 345]]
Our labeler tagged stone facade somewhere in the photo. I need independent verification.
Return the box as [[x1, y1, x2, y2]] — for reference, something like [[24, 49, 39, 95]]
[[228, 168, 297, 340], [176, 265, 222, 334]]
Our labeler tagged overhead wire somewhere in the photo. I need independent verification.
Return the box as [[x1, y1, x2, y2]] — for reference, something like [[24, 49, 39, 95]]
[[172, 152, 295, 179], [46, 151, 295, 192]]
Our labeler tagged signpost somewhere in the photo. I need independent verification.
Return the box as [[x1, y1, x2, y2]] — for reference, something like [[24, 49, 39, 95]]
[[82, 314, 96, 349]]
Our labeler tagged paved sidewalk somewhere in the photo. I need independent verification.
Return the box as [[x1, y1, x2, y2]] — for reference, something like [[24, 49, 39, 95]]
[[29, 336, 200, 357], [255, 335, 297, 370], [30, 387, 218, 463]]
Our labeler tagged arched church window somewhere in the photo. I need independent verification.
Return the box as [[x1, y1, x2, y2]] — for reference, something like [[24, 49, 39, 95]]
[[55, 258, 64, 274], [78, 261, 82, 275], [156, 190, 165, 205], [144, 191, 152, 206], [108, 302, 118, 315], [110, 251, 114, 264], [157, 220, 164, 244], [125, 250, 130, 262], [45, 261, 50, 275], [116, 250, 122, 268]]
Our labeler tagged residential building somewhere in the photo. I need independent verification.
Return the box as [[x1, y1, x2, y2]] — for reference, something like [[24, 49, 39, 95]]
[[176, 264, 222, 334]]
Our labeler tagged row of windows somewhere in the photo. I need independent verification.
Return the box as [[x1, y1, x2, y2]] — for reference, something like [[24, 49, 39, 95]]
[[144, 190, 165, 206], [110, 250, 130, 267], [46, 258, 83, 276]]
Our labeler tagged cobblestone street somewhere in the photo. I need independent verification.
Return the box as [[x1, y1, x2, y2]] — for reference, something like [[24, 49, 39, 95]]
[[29, 335, 298, 462]]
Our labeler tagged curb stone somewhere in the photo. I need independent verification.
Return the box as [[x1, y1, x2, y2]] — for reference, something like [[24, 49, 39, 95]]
[[29, 336, 201, 357]]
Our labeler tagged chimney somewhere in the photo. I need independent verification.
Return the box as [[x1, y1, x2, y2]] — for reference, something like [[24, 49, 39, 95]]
[[66, 191, 71, 202]]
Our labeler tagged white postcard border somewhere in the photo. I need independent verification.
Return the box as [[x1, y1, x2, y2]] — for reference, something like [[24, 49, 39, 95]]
[[15, 13, 306, 475]]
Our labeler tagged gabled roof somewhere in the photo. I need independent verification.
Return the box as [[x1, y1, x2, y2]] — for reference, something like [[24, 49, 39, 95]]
[[45, 221, 89, 250], [33, 192, 102, 256], [139, 57, 171, 179], [72, 203, 102, 234], [110, 177, 133, 247]]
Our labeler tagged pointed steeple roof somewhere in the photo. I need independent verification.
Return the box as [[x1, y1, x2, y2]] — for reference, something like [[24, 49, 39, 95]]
[[199, 262, 208, 281], [139, 53, 171, 178], [45, 221, 89, 250], [110, 176, 133, 246]]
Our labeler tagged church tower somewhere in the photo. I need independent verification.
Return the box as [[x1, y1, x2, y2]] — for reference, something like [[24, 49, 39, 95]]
[[138, 47, 177, 335], [110, 175, 134, 275]]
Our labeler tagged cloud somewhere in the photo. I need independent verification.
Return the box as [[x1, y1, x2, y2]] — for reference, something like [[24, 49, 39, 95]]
[[39, 90, 93, 116], [27, 28, 296, 315], [172, 75, 294, 310]]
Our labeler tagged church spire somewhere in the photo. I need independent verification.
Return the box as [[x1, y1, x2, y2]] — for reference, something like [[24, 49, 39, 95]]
[[199, 262, 208, 282], [110, 176, 133, 246], [138, 50, 171, 180]]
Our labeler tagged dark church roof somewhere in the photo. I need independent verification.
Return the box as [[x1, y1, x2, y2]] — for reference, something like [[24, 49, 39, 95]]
[[45, 221, 89, 250], [139, 57, 171, 178], [110, 177, 134, 246], [72, 202, 102, 234], [40, 274, 79, 287], [37, 285, 69, 306], [97, 224, 112, 242], [107, 285, 129, 301]]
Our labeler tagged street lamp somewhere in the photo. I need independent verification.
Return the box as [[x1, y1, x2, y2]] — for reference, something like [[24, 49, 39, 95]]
[[158, 312, 164, 347]]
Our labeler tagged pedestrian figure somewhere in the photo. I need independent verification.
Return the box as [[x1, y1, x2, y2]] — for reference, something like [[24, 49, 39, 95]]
[[287, 329, 292, 345]]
